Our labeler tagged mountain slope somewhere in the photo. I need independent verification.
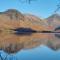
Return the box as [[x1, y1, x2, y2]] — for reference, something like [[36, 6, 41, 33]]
[[0, 9, 24, 29], [46, 13, 60, 31], [0, 9, 48, 31]]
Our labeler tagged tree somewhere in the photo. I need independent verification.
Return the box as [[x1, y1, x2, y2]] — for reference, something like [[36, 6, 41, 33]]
[[0, 52, 8, 60], [19, 0, 37, 4], [54, 0, 60, 13]]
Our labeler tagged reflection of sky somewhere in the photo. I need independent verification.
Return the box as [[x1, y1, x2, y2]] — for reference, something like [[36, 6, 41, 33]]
[[15, 45, 60, 60], [0, 0, 60, 18], [0, 45, 60, 60]]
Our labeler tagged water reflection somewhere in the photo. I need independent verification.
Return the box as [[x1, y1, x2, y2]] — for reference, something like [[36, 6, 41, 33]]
[[0, 33, 60, 60], [0, 32, 60, 53], [0, 45, 60, 60], [16, 45, 60, 60], [55, 33, 60, 38]]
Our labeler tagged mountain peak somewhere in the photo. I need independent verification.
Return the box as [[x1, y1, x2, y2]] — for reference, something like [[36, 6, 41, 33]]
[[48, 13, 60, 19], [5, 9, 20, 14], [3, 9, 24, 20]]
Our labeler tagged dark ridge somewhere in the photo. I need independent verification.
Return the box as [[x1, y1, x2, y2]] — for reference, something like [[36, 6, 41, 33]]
[[55, 26, 60, 31], [11, 28, 37, 35], [41, 31, 53, 33]]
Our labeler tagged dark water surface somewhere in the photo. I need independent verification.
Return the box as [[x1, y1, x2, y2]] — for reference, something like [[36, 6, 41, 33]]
[[0, 33, 60, 60]]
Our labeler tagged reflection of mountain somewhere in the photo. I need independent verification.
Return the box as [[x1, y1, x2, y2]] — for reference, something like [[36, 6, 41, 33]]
[[0, 33, 60, 53], [0, 33, 49, 53]]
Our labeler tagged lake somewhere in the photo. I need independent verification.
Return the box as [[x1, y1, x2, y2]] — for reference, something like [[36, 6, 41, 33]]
[[0, 33, 60, 60]]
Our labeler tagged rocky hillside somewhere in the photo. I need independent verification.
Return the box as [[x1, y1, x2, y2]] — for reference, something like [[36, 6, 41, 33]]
[[46, 14, 60, 31], [0, 9, 48, 31], [0, 9, 60, 31], [0, 9, 24, 29]]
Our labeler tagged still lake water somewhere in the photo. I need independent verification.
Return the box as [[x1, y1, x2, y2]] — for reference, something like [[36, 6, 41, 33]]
[[0, 33, 60, 60]]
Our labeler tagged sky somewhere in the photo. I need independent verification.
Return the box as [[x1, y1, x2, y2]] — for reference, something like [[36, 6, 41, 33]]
[[0, 0, 60, 18]]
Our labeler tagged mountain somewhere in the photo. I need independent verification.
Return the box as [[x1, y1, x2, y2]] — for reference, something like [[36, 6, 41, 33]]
[[0, 9, 48, 31], [0, 9, 24, 29], [23, 14, 48, 31], [46, 13, 60, 31]]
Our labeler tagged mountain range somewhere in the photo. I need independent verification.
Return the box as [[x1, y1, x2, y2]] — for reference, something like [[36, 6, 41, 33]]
[[0, 9, 60, 31]]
